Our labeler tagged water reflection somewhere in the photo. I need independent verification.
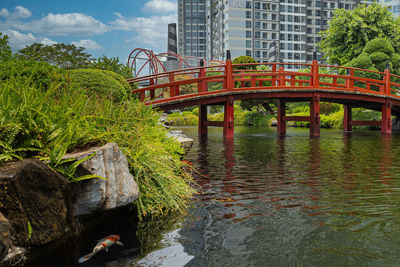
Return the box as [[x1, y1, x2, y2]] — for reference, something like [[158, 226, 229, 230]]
[[178, 127, 400, 266]]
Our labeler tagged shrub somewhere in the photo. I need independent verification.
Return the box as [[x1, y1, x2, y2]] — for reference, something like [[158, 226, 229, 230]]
[[0, 60, 66, 91], [69, 69, 129, 102], [362, 38, 395, 55], [351, 54, 372, 69], [369, 52, 390, 64], [0, 66, 194, 220]]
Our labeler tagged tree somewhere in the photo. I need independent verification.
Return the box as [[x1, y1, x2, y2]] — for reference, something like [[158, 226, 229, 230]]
[[88, 55, 132, 78], [0, 32, 12, 61], [320, 3, 400, 65], [16, 43, 93, 69]]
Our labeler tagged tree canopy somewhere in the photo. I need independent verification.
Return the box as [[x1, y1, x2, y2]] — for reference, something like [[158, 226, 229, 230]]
[[0, 32, 12, 62], [320, 3, 400, 65], [16, 43, 93, 69]]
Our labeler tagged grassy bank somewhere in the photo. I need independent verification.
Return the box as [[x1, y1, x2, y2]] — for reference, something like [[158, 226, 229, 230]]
[[0, 60, 194, 220], [165, 103, 382, 130]]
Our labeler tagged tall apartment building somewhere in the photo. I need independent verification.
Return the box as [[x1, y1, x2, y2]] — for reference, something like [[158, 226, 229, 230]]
[[379, 0, 400, 16], [177, 0, 207, 58], [178, 0, 372, 68]]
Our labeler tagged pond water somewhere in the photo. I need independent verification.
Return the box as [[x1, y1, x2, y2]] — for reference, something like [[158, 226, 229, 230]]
[[166, 126, 400, 267], [27, 126, 400, 266]]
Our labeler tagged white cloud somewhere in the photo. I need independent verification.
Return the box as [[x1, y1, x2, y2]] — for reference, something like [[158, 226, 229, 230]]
[[71, 39, 103, 50], [0, 6, 31, 19], [4, 29, 36, 49], [142, 0, 176, 14], [40, 37, 57, 46], [14, 6, 32, 19], [110, 12, 176, 49], [0, 8, 10, 18], [16, 13, 109, 36]]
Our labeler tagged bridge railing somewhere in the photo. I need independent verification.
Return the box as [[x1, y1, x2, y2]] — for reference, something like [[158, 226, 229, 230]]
[[129, 59, 400, 104]]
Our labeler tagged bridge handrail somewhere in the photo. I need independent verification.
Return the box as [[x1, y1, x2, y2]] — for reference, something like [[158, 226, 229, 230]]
[[129, 59, 400, 103], [127, 64, 225, 84]]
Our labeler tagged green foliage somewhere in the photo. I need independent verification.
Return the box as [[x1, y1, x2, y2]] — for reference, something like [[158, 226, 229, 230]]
[[206, 71, 224, 91], [347, 38, 400, 78], [16, 43, 93, 69], [0, 60, 67, 91], [362, 38, 395, 55], [320, 3, 400, 65], [0, 32, 12, 61], [88, 55, 132, 78], [69, 69, 130, 102], [0, 65, 194, 219], [232, 56, 257, 70]]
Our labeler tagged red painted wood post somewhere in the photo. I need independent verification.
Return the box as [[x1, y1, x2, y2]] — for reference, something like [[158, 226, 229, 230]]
[[199, 105, 208, 136], [198, 59, 207, 93], [384, 60, 391, 95], [310, 94, 320, 137], [169, 72, 178, 97], [277, 99, 286, 137], [139, 90, 145, 102], [224, 50, 234, 90], [311, 53, 319, 88], [150, 78, 155, 99], [381, 100, 392, 135], [279, 66, 285, 86], [272, 64, 277, 86], [343, 105, 352, 132], [223, 96, 234, 138]]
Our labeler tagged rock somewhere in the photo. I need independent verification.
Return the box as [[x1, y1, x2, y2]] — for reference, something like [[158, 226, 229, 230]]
[[0, 159, 77, 247], [1, 246, 26, 266], [166, 131, 194, 152], [63, 143, 139, 216], [0, 212, 11, 260]]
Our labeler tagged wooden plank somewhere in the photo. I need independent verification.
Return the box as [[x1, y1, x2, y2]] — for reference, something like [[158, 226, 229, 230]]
[[284, 116, 311, 122], [205, 121, 224, 127], [350, 121, 380, 126]]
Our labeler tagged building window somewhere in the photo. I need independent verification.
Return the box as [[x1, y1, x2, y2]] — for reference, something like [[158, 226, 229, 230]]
[[255, 2, 261, 9], [246, 21, 252, 28], [255, 50, 261, 58], [246, 30, 252, 38], [255, 31, 261, 38], [246, 11, 251, 19], [246, 1, 252, 9], [255, 12, 261, 19], [246, 50, 252, 57], [255, 41, 261, 49], [246, 40, 252, 48]]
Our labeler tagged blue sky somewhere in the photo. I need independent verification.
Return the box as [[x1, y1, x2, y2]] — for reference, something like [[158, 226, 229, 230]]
[[0, 0, 177, 62]]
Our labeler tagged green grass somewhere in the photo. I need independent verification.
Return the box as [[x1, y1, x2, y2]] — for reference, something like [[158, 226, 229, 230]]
[[0, 62, 194, 220]]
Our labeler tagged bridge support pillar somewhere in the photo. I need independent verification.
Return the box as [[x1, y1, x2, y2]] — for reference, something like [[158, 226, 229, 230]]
[[223, 96, 234, 138], [381, 100, 392, 135], [310, 95, 320, 138], [277, 99, 286, 137], [198, 105, 208, 136], [343, 105, 352, 132]]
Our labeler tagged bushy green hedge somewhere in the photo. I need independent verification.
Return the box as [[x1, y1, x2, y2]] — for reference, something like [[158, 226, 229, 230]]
[[69, 69, 130, 102]]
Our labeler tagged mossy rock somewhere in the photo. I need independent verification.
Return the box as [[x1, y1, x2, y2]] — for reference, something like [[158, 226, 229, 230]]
[[362, 38, 395, 56], [69, 69, 129, 102]]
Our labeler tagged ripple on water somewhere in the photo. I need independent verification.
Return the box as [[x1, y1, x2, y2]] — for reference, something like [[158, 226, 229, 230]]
[[177, 127, 400, 267]]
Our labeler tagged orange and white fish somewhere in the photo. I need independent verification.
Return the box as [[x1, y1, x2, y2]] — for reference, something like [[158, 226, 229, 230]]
[[78, 235, 123, 263]]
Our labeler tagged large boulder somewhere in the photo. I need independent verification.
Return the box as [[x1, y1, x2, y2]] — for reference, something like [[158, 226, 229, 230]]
[[0, 159, 77, 248], [63, 143, 139, 216]]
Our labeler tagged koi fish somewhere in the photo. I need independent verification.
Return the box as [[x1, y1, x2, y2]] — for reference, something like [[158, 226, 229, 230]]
[[78, 234, 123, 263]]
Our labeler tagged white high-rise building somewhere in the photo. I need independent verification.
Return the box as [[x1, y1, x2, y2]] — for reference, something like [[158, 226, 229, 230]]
[[379, 0, 400, 16], [178, 0, 372, 68]]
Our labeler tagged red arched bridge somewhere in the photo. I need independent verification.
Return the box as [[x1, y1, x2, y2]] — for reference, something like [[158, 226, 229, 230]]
[[128, 52, 400, 138]]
